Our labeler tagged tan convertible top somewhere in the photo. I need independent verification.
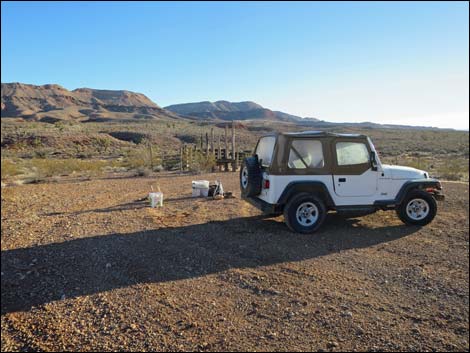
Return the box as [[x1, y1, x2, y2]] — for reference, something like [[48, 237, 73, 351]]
[[257, 131, 371, 175], [261, 130, 368, 139]]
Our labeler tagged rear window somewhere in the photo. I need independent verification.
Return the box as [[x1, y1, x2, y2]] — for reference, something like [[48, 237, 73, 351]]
[[255, 136, 276, 167], [288, 139, 324, 169]]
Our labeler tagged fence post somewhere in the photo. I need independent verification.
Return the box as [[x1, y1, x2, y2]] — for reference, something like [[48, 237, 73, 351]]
[[210, 128, 214, 155], [231, 121, 236, 171], [180, 146, 183, 171], [217, 134, 221, 160], [224, 124, 228, 157]]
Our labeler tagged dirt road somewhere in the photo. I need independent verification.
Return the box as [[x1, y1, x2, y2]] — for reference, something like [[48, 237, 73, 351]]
[[1, 173, 469, 351]]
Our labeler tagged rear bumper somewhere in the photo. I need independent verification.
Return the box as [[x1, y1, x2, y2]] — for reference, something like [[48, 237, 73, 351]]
[[241, 195, 282, 214], [433, 191, 445, 201]]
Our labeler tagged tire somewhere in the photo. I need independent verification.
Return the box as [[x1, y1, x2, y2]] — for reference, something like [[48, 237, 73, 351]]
[[240, 156, 262, 197], [396, 189, 437, 226], [283, 193, 327, 234]]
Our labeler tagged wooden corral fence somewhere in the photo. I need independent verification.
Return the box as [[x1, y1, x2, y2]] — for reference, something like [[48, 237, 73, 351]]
[[180, 122, 250, 172]]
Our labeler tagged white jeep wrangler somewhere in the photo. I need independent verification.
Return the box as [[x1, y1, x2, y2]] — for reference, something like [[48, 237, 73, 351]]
[[240, 131, 444, 233]]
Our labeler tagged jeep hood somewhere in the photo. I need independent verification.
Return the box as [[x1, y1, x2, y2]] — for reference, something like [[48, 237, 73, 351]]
[[381, 164, 428, 180]]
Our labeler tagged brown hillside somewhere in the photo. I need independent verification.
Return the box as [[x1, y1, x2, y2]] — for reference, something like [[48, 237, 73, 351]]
[[1, 83, 181, 122]]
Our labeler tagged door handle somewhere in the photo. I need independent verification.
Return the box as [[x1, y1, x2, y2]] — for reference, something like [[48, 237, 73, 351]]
[[338, 178, 346, 182]]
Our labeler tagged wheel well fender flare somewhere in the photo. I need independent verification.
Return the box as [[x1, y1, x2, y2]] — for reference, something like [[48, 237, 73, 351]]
[[277, 181, 336, 208], [395, 179, 441, 204]]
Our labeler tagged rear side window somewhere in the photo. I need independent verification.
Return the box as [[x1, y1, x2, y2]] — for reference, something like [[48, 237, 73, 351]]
[[255, 136, 276, 167], [288, 140, 324, 169], [336, 142, 369, 166]]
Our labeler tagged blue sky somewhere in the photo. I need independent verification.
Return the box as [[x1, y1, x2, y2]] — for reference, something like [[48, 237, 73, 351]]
[[2, 1, 469, 129]]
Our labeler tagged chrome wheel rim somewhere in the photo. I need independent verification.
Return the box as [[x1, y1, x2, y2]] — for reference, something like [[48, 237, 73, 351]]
[[406, 198, 430, 220], [296, 202, 319, 227], [241, 167, 248, 188]]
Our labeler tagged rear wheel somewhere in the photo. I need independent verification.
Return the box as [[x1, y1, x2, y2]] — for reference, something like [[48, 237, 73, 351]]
[[284, 193, 327, 233], [396, 190, 437, 226]]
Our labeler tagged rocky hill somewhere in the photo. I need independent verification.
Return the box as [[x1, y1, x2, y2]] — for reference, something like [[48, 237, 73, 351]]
[[165, 100, 304, 122], [1, 82, 182, 122], [1, 83, 450, 130]]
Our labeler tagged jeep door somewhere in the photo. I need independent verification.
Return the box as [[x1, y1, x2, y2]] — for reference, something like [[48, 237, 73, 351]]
[[332, 139, 378, 197]]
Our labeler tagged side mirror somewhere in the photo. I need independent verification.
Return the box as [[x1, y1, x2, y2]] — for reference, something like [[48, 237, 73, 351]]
[[370, 151, 378, 171]]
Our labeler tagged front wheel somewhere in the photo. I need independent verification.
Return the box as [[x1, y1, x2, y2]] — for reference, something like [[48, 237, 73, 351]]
[[396, 190, 437, 226], [284, 193, 327, 234]]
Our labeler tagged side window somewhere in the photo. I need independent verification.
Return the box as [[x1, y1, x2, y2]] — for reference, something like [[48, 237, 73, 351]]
[[255, 136, 276, 167], [288, 140, 324, 169], [336, 142, 369, 166]]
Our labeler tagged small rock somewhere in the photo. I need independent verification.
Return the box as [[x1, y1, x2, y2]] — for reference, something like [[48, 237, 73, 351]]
[[327, 341, 339, 348], [267, 332, 277, 339]]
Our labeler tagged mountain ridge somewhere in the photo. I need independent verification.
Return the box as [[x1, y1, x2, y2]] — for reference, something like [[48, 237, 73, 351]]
[[1, 82, 180, 122], [1, 82, 454, 130]]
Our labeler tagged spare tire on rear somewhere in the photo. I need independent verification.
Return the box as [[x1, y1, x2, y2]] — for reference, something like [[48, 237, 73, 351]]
[[240, 156, 262, 197]]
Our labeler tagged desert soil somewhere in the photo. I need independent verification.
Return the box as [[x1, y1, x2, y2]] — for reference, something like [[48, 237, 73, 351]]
[[1, 173, 469, 351]]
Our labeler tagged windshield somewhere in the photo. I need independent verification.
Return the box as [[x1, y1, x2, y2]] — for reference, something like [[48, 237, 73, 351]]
[[255, 136, 276, 167]]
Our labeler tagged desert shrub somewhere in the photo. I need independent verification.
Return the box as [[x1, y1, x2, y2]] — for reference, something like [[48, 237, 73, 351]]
[[135, 167, 151, 177], [189, 150, 216, 173], [400, 157, 428, 171], [153, 165, 164, 172], [34, 150, 47, 159], [123, 139, 161, 171], [26, 159, 109, 177], [1, 159, 22, 179], [437, 159, 466, 181]]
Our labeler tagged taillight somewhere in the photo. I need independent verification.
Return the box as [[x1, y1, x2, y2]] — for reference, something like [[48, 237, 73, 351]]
[[263, 179, 270, 189], [425, 187, 435, 193]]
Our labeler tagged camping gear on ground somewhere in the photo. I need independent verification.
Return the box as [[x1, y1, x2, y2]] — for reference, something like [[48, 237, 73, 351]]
[[192, 180, 210, 197], [212, 179, 224, 199], [149, 192, 163, 207], [208, 180, 225, 199], [208, 184, 217, 197], [223, 191, 234, 198], [214, 180, 224, 196]]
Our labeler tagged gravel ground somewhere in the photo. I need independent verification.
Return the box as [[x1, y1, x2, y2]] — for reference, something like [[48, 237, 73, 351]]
[[1, 173, 469, 351]]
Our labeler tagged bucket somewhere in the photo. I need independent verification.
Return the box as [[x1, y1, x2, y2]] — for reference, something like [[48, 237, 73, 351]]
[[149, 192, 163, 207]]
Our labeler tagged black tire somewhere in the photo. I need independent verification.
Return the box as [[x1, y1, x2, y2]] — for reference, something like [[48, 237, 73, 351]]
[[283, 193, 327, 234], [240, 156, 262, 197], [396, 189, 437, 226]]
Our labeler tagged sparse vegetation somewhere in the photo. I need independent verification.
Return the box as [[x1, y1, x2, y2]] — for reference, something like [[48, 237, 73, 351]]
[[189, 150, 216, 173], [1, 159, 22, 178], [1, 119, 468, 182]]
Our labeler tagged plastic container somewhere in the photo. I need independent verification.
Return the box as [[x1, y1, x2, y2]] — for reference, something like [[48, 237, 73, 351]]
[[192, 180, 209, 198], [149, 192, 163, 207]]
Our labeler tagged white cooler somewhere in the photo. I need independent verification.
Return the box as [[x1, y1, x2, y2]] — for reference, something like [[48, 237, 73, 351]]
[[192, 180, 209, 197]]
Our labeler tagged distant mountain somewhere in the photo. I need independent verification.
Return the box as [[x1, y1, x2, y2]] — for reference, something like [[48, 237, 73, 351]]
[[165, 100, 264, 115], [1, 82, 182, 122], [165, 101, 303, 122], [1, 83, 450, 130]]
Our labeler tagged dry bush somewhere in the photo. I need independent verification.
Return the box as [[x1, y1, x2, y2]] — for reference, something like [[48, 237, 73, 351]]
[[437, 159, 467, 181], [123, 139, 161, 171], [1, 159, 22, 179], [189, 150, 216, 173]]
